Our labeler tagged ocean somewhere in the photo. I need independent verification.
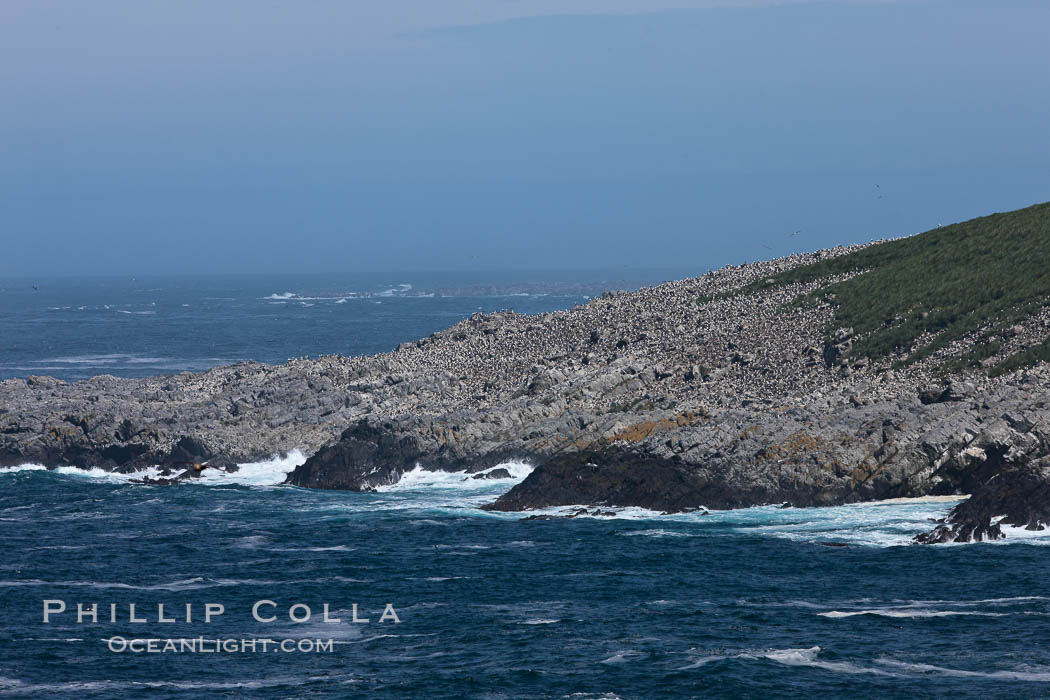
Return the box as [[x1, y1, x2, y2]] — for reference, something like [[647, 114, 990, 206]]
[[3, 272, 1050, 699]]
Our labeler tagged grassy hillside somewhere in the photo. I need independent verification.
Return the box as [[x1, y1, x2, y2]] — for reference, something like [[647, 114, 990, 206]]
[[734, 201, 1050, 375]]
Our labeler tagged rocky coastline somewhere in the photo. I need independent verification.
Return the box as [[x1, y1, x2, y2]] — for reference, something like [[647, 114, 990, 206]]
[[3, 238, 1050, 544]]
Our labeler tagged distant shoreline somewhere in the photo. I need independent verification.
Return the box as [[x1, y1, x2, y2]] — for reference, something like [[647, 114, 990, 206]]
[[4, 206, 1050, 544]]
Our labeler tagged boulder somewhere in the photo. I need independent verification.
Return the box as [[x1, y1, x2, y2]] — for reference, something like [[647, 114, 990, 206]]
[[916, 459, 1050, 543], [285, 418, 424, 491], [472, 467, 512, 480]]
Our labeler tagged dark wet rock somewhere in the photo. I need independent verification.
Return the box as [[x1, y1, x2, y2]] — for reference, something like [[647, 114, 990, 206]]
[[165, 436, 215, 466], [916, 460, 1050, 544], [131, 476, 184, 486], [483, 446, 766, 513], [285, 417, 426, 491], [519, 507, 618, 521], [472, 468, 512, 480]]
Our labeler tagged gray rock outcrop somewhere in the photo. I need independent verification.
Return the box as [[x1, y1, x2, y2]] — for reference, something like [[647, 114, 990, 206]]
[[2, 241, 1049, 540]]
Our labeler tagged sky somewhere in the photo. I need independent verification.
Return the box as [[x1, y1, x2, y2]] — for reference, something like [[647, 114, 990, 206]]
[[1, 0, 1048, 277]]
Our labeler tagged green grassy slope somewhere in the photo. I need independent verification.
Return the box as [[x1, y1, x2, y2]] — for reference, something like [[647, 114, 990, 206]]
[[734, 201, 1050, 374]]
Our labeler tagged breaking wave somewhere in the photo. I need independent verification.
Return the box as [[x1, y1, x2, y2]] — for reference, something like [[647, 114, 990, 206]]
[[0, 451, 306, 487], [819, 609, 1007, 619], [375, 462, 534, 493], [261, 283, 416, 303], [4, 460, 1044, 549], [679, 645, 1050, 680]]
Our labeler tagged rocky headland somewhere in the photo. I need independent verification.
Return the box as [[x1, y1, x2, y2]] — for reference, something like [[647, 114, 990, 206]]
[[3, 202, 1050, 543]]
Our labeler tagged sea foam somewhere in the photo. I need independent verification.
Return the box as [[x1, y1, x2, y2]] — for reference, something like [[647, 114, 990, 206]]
[[375, 462, 534, 493], [0, 450, 306, 488]]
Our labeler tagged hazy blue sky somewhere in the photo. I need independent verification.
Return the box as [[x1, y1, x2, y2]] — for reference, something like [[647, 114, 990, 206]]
[[1, 0, 1048, 276]]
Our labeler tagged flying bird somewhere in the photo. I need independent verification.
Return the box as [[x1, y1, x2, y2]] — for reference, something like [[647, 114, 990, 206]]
[[172, 460, 220, 476], [131, 460, 222, 486]]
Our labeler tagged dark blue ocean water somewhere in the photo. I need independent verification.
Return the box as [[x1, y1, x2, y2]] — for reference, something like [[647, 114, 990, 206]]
[[3, 272, 1050, 699], [4, 468, 1050, 699]]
